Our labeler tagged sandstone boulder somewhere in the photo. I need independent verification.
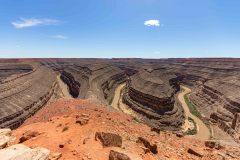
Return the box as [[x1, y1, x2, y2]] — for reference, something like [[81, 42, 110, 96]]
[[0, 144, 50, 160], [0, 128, 12, 149], [109, 150, 131, 160], [49, 152, 62, 160], [95, 132, 122, 147], [0, 135, 10, 149], [0, 129, 12, 136], [10, 147, 50, 160]]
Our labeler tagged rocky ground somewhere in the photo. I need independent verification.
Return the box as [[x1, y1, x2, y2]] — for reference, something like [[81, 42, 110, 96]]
[[1, 99, 239, 160]]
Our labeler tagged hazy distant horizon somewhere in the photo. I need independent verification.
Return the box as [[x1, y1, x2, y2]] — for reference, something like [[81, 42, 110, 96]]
[[0, 57, 239, 59]]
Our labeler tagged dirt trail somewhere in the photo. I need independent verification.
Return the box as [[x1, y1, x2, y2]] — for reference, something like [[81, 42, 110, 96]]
[[57, 75, 73, 99], [178, 85, 210, 140]]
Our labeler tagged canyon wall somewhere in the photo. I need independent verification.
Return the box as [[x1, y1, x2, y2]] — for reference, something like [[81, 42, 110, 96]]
[[0, 58, 239, 141], [0, 62, 59, 129]]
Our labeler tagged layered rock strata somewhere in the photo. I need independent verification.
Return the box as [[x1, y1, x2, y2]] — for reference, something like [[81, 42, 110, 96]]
[[88, 64, 127, 104], [41, 59, 127, 104], [132, 59, 240, 141], [190, 76, 240, 141], [122, 69, 184, 130], [0, 63, 58, 129]]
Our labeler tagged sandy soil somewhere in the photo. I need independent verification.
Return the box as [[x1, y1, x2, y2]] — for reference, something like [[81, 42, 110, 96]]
[[178, 86, 210, 140]]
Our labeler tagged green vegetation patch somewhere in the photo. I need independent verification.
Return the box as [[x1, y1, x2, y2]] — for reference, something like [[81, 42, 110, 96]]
[[184, 94, 202, 118], [183, 92, 213, 138]]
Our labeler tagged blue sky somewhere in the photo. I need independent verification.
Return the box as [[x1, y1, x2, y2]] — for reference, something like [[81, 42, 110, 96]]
[[0, 0, 240, 58]]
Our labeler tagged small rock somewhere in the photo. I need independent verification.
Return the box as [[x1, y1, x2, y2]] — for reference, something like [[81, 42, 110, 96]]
[[49, 152, 62, 160], [95, 132, 122, 147], [19, 130, 40, 143], [76, 117, 89, 126], [109, 150, 131, 160], [187, 147, 204, 157], [151, 127, 160, 134], [59, 144, 64, 148], [136, 137, 158, 154], [139, 146, 150, 154], [205, 140, 224, 150], [63, 115, 69, 118], [176, 132, 184, 138], [83, 137, 90, 144], [81, 113, 89, 117]]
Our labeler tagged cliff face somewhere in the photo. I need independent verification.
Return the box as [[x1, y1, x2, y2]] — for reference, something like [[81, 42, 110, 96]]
[[60, 71, 80, 98]]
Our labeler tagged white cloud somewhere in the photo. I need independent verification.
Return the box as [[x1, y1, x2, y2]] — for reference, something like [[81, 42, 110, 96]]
[[12, 18, 61, 29], [52, 35, 69, 39], [144, 20, 160, 27]]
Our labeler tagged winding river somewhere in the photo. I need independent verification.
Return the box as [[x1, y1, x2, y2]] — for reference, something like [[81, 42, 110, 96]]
[[178, 85, 210, 140]]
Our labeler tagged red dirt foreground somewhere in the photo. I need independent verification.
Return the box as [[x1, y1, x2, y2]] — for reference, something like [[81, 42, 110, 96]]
[[12, 99, 240, 160]]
